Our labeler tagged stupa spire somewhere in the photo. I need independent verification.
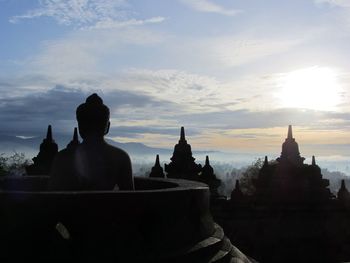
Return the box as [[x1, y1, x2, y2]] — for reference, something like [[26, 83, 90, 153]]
[[312, 156, 316, 166], [155, 154, 160, 166], [73, 127, 78, 142], [180, 126, 186, 142], [46, 125, 53, 141], [205, 155, 210, 166], [287, 125, 293, 140], [235, 180, 241, 191], [341, 179, 346, 190], [264, 156, 268, 166]]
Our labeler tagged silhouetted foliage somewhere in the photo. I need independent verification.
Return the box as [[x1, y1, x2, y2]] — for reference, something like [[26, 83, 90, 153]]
[[322, 168, 349, 194], [0, 152, 31, 176], [0, 154, 7, 176], [239, 158, 263, 195], [239, 158, 277, 195]]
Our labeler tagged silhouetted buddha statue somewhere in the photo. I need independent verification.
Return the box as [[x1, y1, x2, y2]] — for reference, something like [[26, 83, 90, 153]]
[[48, 94, 134, 190]]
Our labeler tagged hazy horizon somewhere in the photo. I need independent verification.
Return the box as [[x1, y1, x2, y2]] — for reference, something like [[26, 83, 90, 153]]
[[0, 127, 349, 177]]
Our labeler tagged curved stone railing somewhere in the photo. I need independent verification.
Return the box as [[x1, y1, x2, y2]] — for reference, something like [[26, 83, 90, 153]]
[[0, 176, 252, 263]]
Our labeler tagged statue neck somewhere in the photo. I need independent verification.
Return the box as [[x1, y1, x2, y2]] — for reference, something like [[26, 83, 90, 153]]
[[82, 135, 106, 143]]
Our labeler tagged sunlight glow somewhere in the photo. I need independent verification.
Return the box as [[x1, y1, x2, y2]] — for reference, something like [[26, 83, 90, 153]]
[[277, 66, 341, 111]]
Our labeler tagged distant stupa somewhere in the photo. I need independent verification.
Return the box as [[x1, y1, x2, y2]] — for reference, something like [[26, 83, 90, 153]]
[[66, 127, 80, 149], [230, 180, 245, 204], [253, 125, 332, 203], [149, 154, 165, 178], [338, 180, 350, 204], [26, 125, 58, 175], [277, 125, 305, 166], [165, 127, 202, 180], [199, 156, 221, 197]]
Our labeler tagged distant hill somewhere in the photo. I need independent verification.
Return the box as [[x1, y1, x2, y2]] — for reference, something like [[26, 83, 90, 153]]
[[106, 140, 172, 156], [0, 133, 217, 160], [0, 133, 169, 156]]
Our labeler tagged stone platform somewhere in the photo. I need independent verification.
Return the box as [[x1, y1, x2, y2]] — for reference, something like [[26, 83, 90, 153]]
[[0, 176, 253, 263]]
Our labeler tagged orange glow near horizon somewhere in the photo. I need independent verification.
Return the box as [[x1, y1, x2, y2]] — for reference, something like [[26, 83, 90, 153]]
[[121, 126, 350, 157]]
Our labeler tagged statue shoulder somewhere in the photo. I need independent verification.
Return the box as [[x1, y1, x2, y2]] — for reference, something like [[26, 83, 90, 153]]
[[105, 143, 134, 190], [55, 147, 76, 161], [105, 144, 131, 162]]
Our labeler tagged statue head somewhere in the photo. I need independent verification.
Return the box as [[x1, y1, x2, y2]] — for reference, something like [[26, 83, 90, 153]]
[[76, 93, 110, 139]]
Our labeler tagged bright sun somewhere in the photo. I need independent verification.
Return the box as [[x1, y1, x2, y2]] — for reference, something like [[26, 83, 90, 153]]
[[277, 66, 341, 111]]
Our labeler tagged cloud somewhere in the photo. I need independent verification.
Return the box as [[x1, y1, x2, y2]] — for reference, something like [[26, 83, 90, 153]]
[[4, 65, 349, 141], [0, 85, 163, 135], [0, 68, 244, 135], [86, 16, 166, 30], [201, 36, 304, 67], [179, 0, 242, 16], [177, 108, 350, 131], [28, 31, 303, 78], [10, 0, 127, 25], [121, 69, 224, 112], [28, 27, 166, 76], [0, 86, 84, 134], [152, 31, 310, 72], [0, 74, 349, 153], [314, 0, 350, 29], [9, 0, 165, 30], [314, 0, 350, 7]]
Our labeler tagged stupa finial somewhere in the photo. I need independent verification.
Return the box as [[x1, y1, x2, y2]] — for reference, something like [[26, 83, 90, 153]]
[[235, 180, 240, 190], [180, 126, 186, 142], [46, 125, 53, 141], [155, 154, 160, 166], [287, 125, 293, 140], [205, 155, 210, 166], [73, 127, 78, 141], [312, 155, 316, 166], [341, 179, 346, 189]]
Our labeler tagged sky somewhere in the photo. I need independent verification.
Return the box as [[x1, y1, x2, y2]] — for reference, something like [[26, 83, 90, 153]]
[[0, 0, 350, 161]]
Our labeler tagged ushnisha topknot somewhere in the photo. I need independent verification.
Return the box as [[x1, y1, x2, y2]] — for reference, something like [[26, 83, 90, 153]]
[[76, 93, 110, 132], [85, 93, 103, 105]]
